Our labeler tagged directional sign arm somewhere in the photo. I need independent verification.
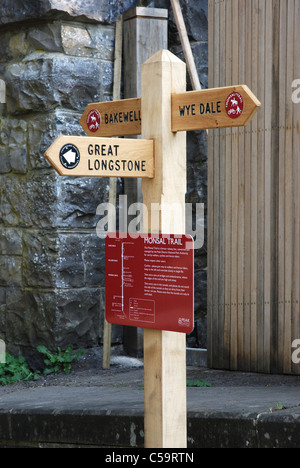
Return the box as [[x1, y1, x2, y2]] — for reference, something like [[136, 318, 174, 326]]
[[80, 98, 142, 137], [44, 135, 154, 178], [171, 84, 261, 132]]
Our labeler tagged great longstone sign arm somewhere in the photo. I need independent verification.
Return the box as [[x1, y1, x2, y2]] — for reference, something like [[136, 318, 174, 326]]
[[44, 135, 154, 178]]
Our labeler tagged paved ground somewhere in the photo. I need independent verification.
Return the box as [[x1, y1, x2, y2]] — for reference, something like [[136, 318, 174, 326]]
[[0, 346, 299, 448]]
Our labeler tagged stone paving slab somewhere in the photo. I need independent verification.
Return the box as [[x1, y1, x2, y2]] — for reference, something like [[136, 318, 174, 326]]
[[0, 376, 299, 448]]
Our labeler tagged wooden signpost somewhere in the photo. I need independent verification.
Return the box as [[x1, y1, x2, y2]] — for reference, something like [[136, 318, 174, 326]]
[[44, 49, 260, 448]]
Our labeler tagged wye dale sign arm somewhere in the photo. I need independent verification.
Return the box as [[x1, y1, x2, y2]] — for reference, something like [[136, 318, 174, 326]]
[[171, 84, 261, 131]]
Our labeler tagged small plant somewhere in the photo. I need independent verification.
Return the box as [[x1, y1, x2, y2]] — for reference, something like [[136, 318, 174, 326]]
[[0, 353, 40, 386], [186, 379, 212, 387], [37, 345, 86, 375], [269, 401, 285, 413]]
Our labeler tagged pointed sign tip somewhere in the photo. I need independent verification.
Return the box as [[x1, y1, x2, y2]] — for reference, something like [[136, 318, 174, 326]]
[[241, 84, 261, 108]]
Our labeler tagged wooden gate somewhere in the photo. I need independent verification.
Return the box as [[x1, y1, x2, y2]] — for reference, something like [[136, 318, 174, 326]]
[[207, 0, 300, 374]]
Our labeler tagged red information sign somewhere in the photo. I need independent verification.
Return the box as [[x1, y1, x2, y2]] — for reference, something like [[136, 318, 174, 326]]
[[105, 233, 194, 334]]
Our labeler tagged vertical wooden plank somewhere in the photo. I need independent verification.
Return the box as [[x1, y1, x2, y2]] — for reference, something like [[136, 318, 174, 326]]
[[263, 0, 273, 374], [212, 0, 220, 367], [223, 0, 233, 369], [207, 0, 218, 367], [292, 0, 300, 374], [277, 0, 287, 373], [218, 0, 226, 368], [229, 0, 239, 370], [256, 0, 266, 372], [237, 0, 246, 369], [212, 0, 221, 366], [243, 0, 252, 370], [249, 0, 259, 372], [141, 50, 187, 448], [270, 0, 280, 373], [283, 0, 294, 373], [207, 0, 214, 367]]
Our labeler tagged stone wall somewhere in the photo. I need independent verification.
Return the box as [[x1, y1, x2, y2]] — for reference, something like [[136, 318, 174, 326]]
[[0, 0, 208, 363]]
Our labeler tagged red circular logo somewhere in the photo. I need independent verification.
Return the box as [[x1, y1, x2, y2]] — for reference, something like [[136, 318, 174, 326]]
[[225, 92, 244, 119], [87, 109, 101, 132]]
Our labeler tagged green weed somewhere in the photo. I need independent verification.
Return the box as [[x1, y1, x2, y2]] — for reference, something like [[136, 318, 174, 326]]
[[0, 353, 40, 386], [186, 379, 212, 387], [37, 345, 86, 375]]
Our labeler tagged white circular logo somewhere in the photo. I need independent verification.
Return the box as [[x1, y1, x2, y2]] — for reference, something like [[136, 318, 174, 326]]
[[59, 144, 80, 170]]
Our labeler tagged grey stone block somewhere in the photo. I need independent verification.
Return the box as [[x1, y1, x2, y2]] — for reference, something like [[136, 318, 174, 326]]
[[56, 233, 105, 289], [0, 228, 23, 256], [0, 119, 28, 174], [55, 176, 108, 229], [0, 0, 140, 26], [5, 53, 102, 115], [0, 256, 22, 287], [60, 23, 115, 60], [0, 172, 58, 228], [55, 288, 102, 348], [57, 234, 85, 289], [5, 288, 56, 348], [81, 236, 105, 287], [27, 23, 65, 54], [257, 408, 300, 448], [22, 231, 58, 288]]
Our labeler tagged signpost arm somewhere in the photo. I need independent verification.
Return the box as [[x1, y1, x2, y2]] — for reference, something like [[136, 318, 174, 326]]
[[141, 50, 187, 448]]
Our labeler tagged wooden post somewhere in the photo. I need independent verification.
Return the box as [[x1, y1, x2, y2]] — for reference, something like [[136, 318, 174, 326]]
[[123, 7, 168, 99], [122, 6, 168, 357], [102, 15, 123, 369], [141, 50, 187, 448]]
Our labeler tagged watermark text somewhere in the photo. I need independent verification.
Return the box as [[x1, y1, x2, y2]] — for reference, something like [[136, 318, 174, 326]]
[[96, 196, 205, 250], [291, 339, 300, 364], [291, 79, 300, 103]]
